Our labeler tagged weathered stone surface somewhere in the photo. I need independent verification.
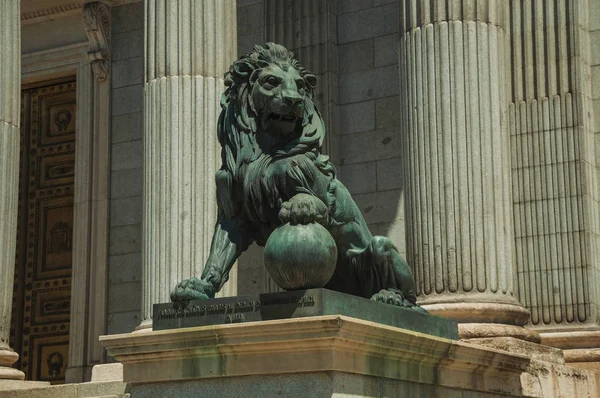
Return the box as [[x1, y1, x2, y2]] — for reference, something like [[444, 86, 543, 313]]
[[112, 29, 143, 61], [100, 316, 600, 397], [111, 112, 142, 143], [107, 311, 141, 335], [112, 1, 143, 33], [339, 100, 375, 134], [376, 157, 402, 191], [338, 40, 374, 73], [339, 65, 399, 103], [374, 95, 399, 129], [108, 282, 142, 314], [341, 128, 400, 164], [109, 225, 141, 255], [109, 253, 141, 284], [340, 162, 377, 194], [110, 140, 143, 171], [111, 57, 143, 88], [374, 33, 397, 67], [337, 3, 397, 43], [111, 84, 143, 116], [110, 168, 142, 198], [110, 196, 142, 227]]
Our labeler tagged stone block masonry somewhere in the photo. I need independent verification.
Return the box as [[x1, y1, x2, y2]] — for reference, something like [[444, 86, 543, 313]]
[[108, 2, 144, 335]]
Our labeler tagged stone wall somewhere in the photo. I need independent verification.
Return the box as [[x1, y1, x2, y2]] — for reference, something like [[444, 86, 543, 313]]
[[107, 2, 144, 334], [336, 0, 405, 255], [234, 0, 407, 295]]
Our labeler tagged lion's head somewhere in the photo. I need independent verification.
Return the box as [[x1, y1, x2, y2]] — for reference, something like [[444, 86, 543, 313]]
[[216, 43, 328, 220]]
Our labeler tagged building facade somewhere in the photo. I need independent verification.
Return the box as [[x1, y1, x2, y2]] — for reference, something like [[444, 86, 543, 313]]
[[1, 0, 600, 386]]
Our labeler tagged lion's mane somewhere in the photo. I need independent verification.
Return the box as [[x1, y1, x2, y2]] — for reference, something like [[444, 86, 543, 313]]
[[216, 43, 335, 230]]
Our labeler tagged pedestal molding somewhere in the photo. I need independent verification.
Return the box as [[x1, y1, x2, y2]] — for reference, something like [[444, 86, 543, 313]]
[[100, 315, 600, 397]]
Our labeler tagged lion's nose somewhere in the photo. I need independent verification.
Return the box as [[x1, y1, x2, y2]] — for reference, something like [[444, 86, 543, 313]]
[[282, 92, 303, 106]]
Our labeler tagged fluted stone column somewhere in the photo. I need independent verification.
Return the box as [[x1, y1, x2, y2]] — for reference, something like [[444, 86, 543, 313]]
[[140, 0, 237, 330], [0, 1, 24, 380], [399, 1, 536, 340]]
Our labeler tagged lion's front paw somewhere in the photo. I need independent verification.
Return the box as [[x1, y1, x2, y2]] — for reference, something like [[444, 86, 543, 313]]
[[279, 193, 328, 225], [170, 277, 215, 304], [371, 288, 428, 313]]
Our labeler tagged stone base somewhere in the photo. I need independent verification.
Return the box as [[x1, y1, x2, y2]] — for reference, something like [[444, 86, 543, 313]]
[[91, 363, 123, 382], [462, 337, 565, 364], [0, 381, 127, 397], [541, 330, 600, 370], [0, 349, 25, 381], [128, 371, 512, 398], [0, 380, 50, 391], [100, 315, 600, 397]]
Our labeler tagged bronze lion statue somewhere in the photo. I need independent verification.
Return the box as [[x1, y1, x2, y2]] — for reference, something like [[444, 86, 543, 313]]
[[171, 43, 424, 311]]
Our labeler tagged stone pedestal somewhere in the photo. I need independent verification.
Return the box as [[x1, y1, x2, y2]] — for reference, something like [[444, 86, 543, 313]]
[[140, 0, 238, 330], [0, 0, 24, 381], [101, 315, 600, 397]]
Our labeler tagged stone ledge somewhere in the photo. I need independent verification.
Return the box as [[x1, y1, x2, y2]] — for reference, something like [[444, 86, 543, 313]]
[[100, 315, 600, 397]]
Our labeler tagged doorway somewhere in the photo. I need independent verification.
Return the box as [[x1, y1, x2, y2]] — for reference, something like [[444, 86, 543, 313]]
[[10, 78, 76, 384]]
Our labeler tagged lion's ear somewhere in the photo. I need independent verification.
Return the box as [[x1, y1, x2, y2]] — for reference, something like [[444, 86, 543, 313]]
[[233, 61, 254, 79], [304, 73, 317, 89]]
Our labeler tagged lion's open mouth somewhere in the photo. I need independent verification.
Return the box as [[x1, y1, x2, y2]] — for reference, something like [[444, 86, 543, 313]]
[[268, 113, 298, 123]]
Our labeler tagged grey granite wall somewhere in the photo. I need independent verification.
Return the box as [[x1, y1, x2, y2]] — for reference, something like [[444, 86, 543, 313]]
[[107, 2, 144, 334], [336, 0, 405, 255]]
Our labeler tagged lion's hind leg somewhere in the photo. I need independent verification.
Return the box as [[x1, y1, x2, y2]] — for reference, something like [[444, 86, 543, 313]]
[[355, 235, 426, 312]]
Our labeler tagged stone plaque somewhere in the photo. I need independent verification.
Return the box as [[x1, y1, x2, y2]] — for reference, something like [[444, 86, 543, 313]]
[[154, 289, 458, 340]]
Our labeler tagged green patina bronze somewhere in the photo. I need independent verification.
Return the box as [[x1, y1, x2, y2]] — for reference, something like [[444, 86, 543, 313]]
[[171, 43, 425, 313]]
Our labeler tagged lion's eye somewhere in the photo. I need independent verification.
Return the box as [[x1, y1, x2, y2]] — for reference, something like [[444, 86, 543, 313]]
[[264, 77, 280, 88], [296, 80, 305, 90]]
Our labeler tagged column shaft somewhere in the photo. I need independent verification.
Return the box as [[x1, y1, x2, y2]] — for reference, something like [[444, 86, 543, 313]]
[[399, 0, 533, 339], [141, 0, 238, 329], [0, 0, 24, 380]]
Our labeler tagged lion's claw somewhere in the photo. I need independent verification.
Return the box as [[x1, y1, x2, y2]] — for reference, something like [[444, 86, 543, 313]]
[[279, 193, 328, 225], [371, 289, 428, 313], [170, 277, 214, 304]]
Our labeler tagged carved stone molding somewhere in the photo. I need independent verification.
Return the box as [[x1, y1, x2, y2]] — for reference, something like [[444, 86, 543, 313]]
[[21, 1, 82, 25], [82, 1, 110, 81]]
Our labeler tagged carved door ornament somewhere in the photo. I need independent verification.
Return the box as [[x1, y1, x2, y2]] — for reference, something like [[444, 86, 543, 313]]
[[82, 1, 111, 81], [48, 222, 72, 253], [53, 110, 72, 132], [47, 352, 64, 378]]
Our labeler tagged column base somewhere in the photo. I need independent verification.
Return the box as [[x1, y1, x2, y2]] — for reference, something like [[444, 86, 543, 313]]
[[540, 330, 600, 371], [421, 301, 531, 325], [0, 349, 25, 380], [422, 301, 540, 342], [134, 319, 153, 333], [459, 323, 541, 343]]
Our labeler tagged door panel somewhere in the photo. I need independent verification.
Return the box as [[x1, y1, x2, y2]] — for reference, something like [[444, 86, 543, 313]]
[[10, 79, 76, 384]]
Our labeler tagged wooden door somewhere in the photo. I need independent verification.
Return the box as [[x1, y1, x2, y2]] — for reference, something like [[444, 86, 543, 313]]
[[10, 79, 76, 384]]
